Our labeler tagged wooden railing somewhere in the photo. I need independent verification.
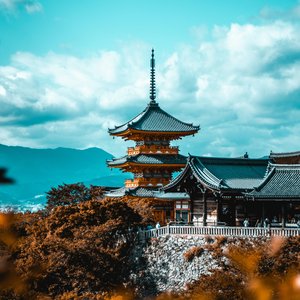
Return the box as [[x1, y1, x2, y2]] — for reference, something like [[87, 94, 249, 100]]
[[139, 226, 300, 240], [125, 177, 170, 188], [127, 145, 179, 155]]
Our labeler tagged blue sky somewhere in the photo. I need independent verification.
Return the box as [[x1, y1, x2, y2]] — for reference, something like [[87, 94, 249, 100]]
[[0, 0, 300, 158]]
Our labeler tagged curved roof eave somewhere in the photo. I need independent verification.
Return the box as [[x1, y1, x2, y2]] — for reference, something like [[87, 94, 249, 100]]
[[164, 155, 225, 192], [189, 156, 223, 191], [251, 165, 277, 192], [108, 106, 148, 134], [108, 102, 200, 135], [162, 161, 191, 191]]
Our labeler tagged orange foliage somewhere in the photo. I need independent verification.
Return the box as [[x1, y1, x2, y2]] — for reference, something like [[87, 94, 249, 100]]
[[183, 246, 204, 262], [0, 198, 147, 299], [0, 202, 299, 300], [183, 236, 300, 300]]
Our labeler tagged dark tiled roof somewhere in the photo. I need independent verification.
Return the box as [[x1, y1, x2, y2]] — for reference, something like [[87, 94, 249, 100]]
[[164, 155, 269, 191], [246, 164, 300, 199], [163, 161, 191, 191], [133, 187, 158, 197], [108, 101, 199, 135], [107, 154, 187, 167], [105, 186, 158, 198], [105, 186, 188, 199], [155, 192, 190, 199], [105, 186, 127, 197]]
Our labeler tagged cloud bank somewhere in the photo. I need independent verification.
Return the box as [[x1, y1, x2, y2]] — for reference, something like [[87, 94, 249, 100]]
[[0, 18, 300, 157]]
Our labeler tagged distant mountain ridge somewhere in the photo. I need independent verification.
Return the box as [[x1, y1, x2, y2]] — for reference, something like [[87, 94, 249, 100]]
[[0, 144, 128, 210]]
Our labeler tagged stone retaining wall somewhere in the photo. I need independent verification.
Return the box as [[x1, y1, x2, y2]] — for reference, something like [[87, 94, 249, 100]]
[[128, 235, 228, 297]]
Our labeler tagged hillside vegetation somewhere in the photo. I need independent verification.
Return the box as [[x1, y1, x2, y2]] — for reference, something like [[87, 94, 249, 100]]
[[0, 184, 298, 299]]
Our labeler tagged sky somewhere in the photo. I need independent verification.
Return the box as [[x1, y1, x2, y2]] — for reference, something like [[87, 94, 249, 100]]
[[0, 0, 300, 158]]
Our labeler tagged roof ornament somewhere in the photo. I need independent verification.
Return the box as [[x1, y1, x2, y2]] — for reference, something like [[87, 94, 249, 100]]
[[149, 48, 156, 103]]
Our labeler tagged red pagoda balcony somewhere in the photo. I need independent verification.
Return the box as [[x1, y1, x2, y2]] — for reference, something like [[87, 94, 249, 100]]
[[125, 177, 170, 188], [127, 145, 179, 156]]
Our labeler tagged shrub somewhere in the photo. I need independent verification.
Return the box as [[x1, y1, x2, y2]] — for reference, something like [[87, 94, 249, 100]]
[[205, 236, 214, 244], [183, 246, 204, 262]]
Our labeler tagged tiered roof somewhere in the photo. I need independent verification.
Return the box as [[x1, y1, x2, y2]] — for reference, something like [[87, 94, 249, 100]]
[[106, 50, 199, 198], [107, 154, 187, 168], [164, 155, 269, 192], [108, 49, 199, 138], [105, 186, 158, 198], [105, 185, 189, 199], [246, 164, 300, 200], [108, 101, 199, 136]]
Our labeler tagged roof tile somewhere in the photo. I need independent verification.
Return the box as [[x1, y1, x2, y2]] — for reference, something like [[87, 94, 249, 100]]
[[247, 164, 300, 199], [107, 154, 187, 166], [108, 101, 199, 134]]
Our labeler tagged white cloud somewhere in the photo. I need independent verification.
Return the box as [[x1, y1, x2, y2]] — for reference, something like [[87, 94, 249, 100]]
[[1, 20, 300, 157], [24, 1, 41, 13], [0, 85, 6, 96], [0, 0, 42, 14]]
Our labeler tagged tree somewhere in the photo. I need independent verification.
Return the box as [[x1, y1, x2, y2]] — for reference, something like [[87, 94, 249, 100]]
[[10, 198, 143, 298], [89, 185, 104, 200], [46, 183, 91, 210]]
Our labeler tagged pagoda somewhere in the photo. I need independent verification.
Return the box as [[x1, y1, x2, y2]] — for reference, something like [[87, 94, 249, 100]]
[[107, 50, 199, 202]]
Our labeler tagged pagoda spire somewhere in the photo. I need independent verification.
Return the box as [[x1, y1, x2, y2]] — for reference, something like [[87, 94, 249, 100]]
[[149, 49, 156, 103]]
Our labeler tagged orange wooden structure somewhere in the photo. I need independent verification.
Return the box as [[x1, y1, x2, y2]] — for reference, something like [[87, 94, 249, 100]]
[[106, 50, 199, 223]]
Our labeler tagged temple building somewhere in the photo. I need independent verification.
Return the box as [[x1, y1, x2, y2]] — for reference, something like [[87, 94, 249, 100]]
[[106, 50, 300, 227], [162, 153, 300, 227], [106, 50, 199, 222], [162, 155, 269, 225]]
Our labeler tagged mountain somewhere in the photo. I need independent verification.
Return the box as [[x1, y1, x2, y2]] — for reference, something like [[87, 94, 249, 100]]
[[0, 144, 128, 210]]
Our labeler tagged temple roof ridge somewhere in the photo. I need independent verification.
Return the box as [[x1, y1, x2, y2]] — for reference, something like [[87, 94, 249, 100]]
[[187, 154, 268, 165]]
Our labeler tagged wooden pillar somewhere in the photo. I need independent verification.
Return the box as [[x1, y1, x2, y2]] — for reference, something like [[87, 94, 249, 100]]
[[203, 190, 207, 226], [217, 197, 222, 225], [244, 200, 248, 218], [190, 192, 194, 221], [281, 203, 286, 229], [233, 198, 237, 226]]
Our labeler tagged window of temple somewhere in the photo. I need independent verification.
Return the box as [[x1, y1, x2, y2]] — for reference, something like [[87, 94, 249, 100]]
[[175, 201, 190, 223]]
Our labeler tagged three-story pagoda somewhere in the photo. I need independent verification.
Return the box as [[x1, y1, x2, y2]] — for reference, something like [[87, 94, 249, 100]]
[[107, 50, 199, 199]]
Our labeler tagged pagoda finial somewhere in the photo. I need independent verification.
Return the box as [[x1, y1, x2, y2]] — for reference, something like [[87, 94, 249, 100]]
[[149, 48, 156, 103]]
